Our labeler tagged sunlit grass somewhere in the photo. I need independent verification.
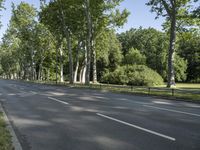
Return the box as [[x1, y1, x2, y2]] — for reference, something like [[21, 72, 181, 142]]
[[175, 83, 200, 89], [156, 83, 200, 89], [27, 80, 200, 102]]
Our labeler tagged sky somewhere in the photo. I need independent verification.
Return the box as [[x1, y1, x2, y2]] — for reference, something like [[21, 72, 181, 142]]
[[0, 0, 166, 39]]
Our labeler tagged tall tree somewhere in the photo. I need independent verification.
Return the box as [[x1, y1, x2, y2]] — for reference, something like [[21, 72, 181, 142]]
[[10, 2, 37, 80], [84, 0, 92, 85], [40, 0, 85, 84], [147, 0, 199, 87], [89, 0, 129, 83]]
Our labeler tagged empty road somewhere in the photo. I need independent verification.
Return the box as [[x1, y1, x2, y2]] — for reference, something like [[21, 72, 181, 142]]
[[0, 79, 200, 150]]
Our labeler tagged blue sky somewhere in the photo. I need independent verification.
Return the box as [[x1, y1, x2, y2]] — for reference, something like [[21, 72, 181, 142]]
[[0, 0, 165, 39]]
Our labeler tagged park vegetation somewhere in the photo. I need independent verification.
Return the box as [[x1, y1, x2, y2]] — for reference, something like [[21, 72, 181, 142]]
[[0, 0, 199, 87]]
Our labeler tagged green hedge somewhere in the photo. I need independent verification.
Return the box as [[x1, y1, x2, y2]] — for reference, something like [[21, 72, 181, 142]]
[[102, 65, 164, 86]]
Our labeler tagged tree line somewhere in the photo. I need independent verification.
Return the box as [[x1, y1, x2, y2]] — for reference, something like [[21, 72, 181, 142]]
[[0, 0, 199, 87]]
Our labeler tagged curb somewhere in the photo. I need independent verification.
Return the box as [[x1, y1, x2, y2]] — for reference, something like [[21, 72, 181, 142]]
[[0, 104, 23, 150]]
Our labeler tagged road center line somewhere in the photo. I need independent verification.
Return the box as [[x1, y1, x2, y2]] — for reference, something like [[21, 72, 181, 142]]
[[96, 113, 176, 141], [144, 105, 200, 117], [48, 97, 69, 105]]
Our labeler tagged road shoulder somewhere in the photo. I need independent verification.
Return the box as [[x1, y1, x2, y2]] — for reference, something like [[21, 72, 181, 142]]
[[0, 103, 23, 150]]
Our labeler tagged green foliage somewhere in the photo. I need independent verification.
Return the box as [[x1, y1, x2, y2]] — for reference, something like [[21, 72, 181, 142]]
[[118, 28, 191, 82], [124, 48, 146, 65], [102, 68, 127, 85], [118, 28, 168, 79], [126, 65, 164, 86], [177, 31, 200, 82], [96, 30, 122, 80], [174, 55, 188, 82], [0, 0, 198, 86], [102, 65, 164, 86]]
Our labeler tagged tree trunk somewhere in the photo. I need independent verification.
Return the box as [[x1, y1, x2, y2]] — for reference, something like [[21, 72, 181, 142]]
[[56, 43, 58, 84], [66, 29, 74, 84], [81, 65, 86, 83], [167, 12, 176, 88], [73, 41, 81, 83], [47, 68, 50, 81], [60, 44, 64, 82], [38, 62, 43, 81], [59, 3, 74, 84], [84, 0, 92, 85], [92, 40, 97, 83], [80, 45, 87, 83], [31, 48, 34, 81]]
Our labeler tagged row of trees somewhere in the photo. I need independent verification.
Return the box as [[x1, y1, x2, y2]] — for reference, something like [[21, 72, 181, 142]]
[[0, 0, 199, 87], [0, 0, 129, 84]]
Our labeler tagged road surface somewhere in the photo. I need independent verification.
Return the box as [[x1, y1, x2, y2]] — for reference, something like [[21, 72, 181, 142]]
[[0, 79, 200, 150]]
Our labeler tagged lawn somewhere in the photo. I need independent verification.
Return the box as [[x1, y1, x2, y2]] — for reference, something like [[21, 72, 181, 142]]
[[26, 80, 200, 102], [0, 112, 13, 150], [175, 83, 200, 89]]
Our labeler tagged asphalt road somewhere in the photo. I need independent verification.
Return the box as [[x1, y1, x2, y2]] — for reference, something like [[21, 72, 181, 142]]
[[0, 79, 200, 150]]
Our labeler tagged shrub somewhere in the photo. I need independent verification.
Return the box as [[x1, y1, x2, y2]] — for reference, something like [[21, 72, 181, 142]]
[[101, 68, 127, 84], [101, 65, 164, 86]]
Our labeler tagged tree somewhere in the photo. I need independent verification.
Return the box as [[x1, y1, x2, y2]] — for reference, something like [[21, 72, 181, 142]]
[[117, 28, 168, 79], [40, 0, 85, 84], [178, 31, 200, 82], [84, 0, 92, 85], [33, 23, 56, 80], [40, 0, 129, 85], [124, 48, 146, 65], [11, 2, 37, 80], [95, 30, 122, 80], [147, 0, 199, 87], [89, 0, 129, 83]]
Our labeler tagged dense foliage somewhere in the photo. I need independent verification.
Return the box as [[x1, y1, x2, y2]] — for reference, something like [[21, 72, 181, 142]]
[[0, 1, 199, 87], [102, 65, 164, 86]]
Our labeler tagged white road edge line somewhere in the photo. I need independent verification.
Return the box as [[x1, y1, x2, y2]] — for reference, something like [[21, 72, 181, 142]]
[[96, 113, 176, 141], [144, 105, 200, 117], [48, 97, 69, 105]]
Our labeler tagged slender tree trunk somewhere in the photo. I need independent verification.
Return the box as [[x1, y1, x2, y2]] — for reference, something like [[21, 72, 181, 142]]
[[59, 2, 74, 84], [39, 62, 43, 80], [31, 48, 34, 81], [73, 41, 81, 83], [56, 43, 58, 84], [92, 40, 97, 83], [47, 68, 50, 81], [81, 46, 87, 83], [84, 0, 92, 85], [167, 12, 176, 87], [66, 29, 74, 84], [60, 44, 64, 82], [81, 65, 86, 83], [55, 38, 62, 83]]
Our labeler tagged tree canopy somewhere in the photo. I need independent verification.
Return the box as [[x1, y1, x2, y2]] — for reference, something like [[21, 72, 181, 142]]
[[0, 0, 199, 86]]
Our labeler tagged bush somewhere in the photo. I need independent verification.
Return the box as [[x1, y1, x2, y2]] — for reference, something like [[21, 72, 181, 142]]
[[101, 65, 164, 86], [101, 68, 127, 85]]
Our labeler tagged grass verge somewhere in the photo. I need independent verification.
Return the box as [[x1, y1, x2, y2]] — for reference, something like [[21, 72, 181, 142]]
[[0, 112, 13, 150], [17, 79, 200, 102]]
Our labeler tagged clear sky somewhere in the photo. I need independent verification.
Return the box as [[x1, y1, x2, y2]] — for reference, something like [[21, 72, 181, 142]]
[[0, 0, 166, 39]]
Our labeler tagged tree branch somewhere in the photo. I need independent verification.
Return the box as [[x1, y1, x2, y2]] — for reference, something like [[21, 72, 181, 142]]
[[161, 0, 171, 16]]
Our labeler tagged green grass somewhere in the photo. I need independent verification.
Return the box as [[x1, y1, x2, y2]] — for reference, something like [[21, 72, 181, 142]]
[[0, 112, 13, 150], [69, 83, 200, 101], [156, 83, 200, 89], [26, 80, 200, 102], [175, 83, 200, 89]]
